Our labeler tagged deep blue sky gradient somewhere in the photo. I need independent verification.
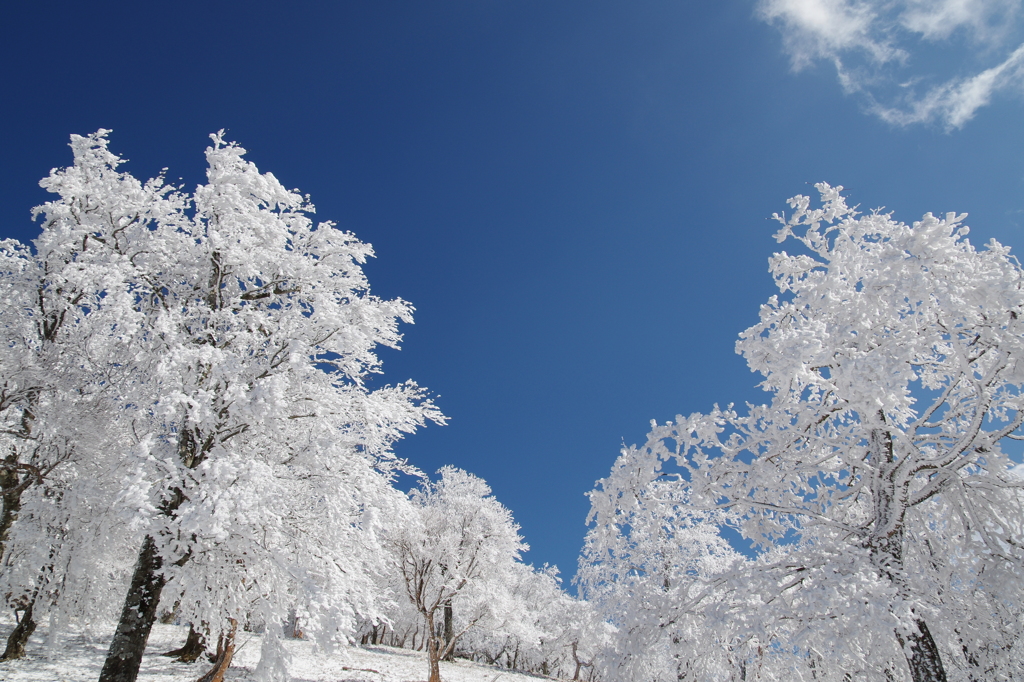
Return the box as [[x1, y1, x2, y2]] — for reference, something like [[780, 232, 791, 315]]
[[3, 0, 1024, 583]]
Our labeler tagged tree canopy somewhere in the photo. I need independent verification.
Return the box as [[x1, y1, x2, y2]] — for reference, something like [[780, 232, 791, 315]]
[[581, 184, 1024, 682]]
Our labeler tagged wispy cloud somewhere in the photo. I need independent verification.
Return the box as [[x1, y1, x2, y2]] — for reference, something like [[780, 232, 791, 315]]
[[757, 0, 1024, 129]]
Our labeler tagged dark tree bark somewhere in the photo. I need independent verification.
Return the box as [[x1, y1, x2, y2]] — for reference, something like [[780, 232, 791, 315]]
[[0, 453, 24, 563], [442, 600, 454, 661], [99, 428, 203, 682], [898, 619, 948, 682], [2, 558, 56, 662], [97, 535, 167, 682], [0, 458, 29, 662], [162, 624, 206, 663], [0, 600, 36, 661]]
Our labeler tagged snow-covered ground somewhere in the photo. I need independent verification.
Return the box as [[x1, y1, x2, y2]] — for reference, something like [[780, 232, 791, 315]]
[[0, 620, 553, 682]]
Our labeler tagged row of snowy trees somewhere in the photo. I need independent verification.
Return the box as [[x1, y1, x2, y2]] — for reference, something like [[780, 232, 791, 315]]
[[0, 132, 588, 682], [577, 185, 1024, 681], [5, 133, 1022, 682], [355, 466, 607, 682]]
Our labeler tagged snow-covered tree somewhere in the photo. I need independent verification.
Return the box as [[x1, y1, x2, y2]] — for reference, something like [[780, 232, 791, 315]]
[[0, 133, 186, 659], [107, 132, 443, 682], [389, 466, 526, 682], [0, 131, 444, 682], [582, 184, 1024, 681], [362, 550, 598, 679], [579, 460, 750, 681], [454, 561, 598, 678]]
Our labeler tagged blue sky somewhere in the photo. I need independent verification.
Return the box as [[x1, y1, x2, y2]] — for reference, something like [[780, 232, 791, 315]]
[[3, 0, 1024, 583]]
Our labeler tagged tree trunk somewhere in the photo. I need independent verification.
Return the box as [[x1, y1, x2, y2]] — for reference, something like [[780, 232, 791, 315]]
[[571, 640, 593, 681], [98, 535, 167, 682], [869, 425, 947, 682], [426, 633, 442, 682], [100, 432, 198, 682], [0, 600, 36, 661], [285, 609, 303, 639], [195, 620, 236, 682], [0, 452, 24, 565], [898, 619, 947, 682], [442, 600, 454, 661], [162, 624, 206, 663]]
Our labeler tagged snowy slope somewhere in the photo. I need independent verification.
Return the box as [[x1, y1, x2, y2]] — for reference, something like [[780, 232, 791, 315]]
[[0, 621, 555, 682]]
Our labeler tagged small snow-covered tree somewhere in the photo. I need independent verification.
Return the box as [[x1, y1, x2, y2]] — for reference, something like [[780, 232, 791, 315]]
[[390, 466, 526, 682], [583, 184, 1024, 681], [363, 552, 597, 679], [455, 562, 589, 677]]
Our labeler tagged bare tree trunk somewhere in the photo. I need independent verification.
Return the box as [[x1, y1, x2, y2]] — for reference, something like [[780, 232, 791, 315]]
[[0, 452, 25, 564], [195, 620, 236, 682], [162, 624, 206, 663], [285, 609, 303, 638], [98, 535, 167, 682], [421, 611, 444, 682], [0, 600, 36, 661], [427, 632, 442, 682], [442, 600, 454, 661], [571, 640, 593, 681], [898, 619, 947, 682]]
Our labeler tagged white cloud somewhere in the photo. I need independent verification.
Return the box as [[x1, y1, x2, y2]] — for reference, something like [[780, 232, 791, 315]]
[[900, 0, 1017, 41], [883, 43, 1024, 126], [757, 0, 902, 68], [757, 0, 1024, 128]]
